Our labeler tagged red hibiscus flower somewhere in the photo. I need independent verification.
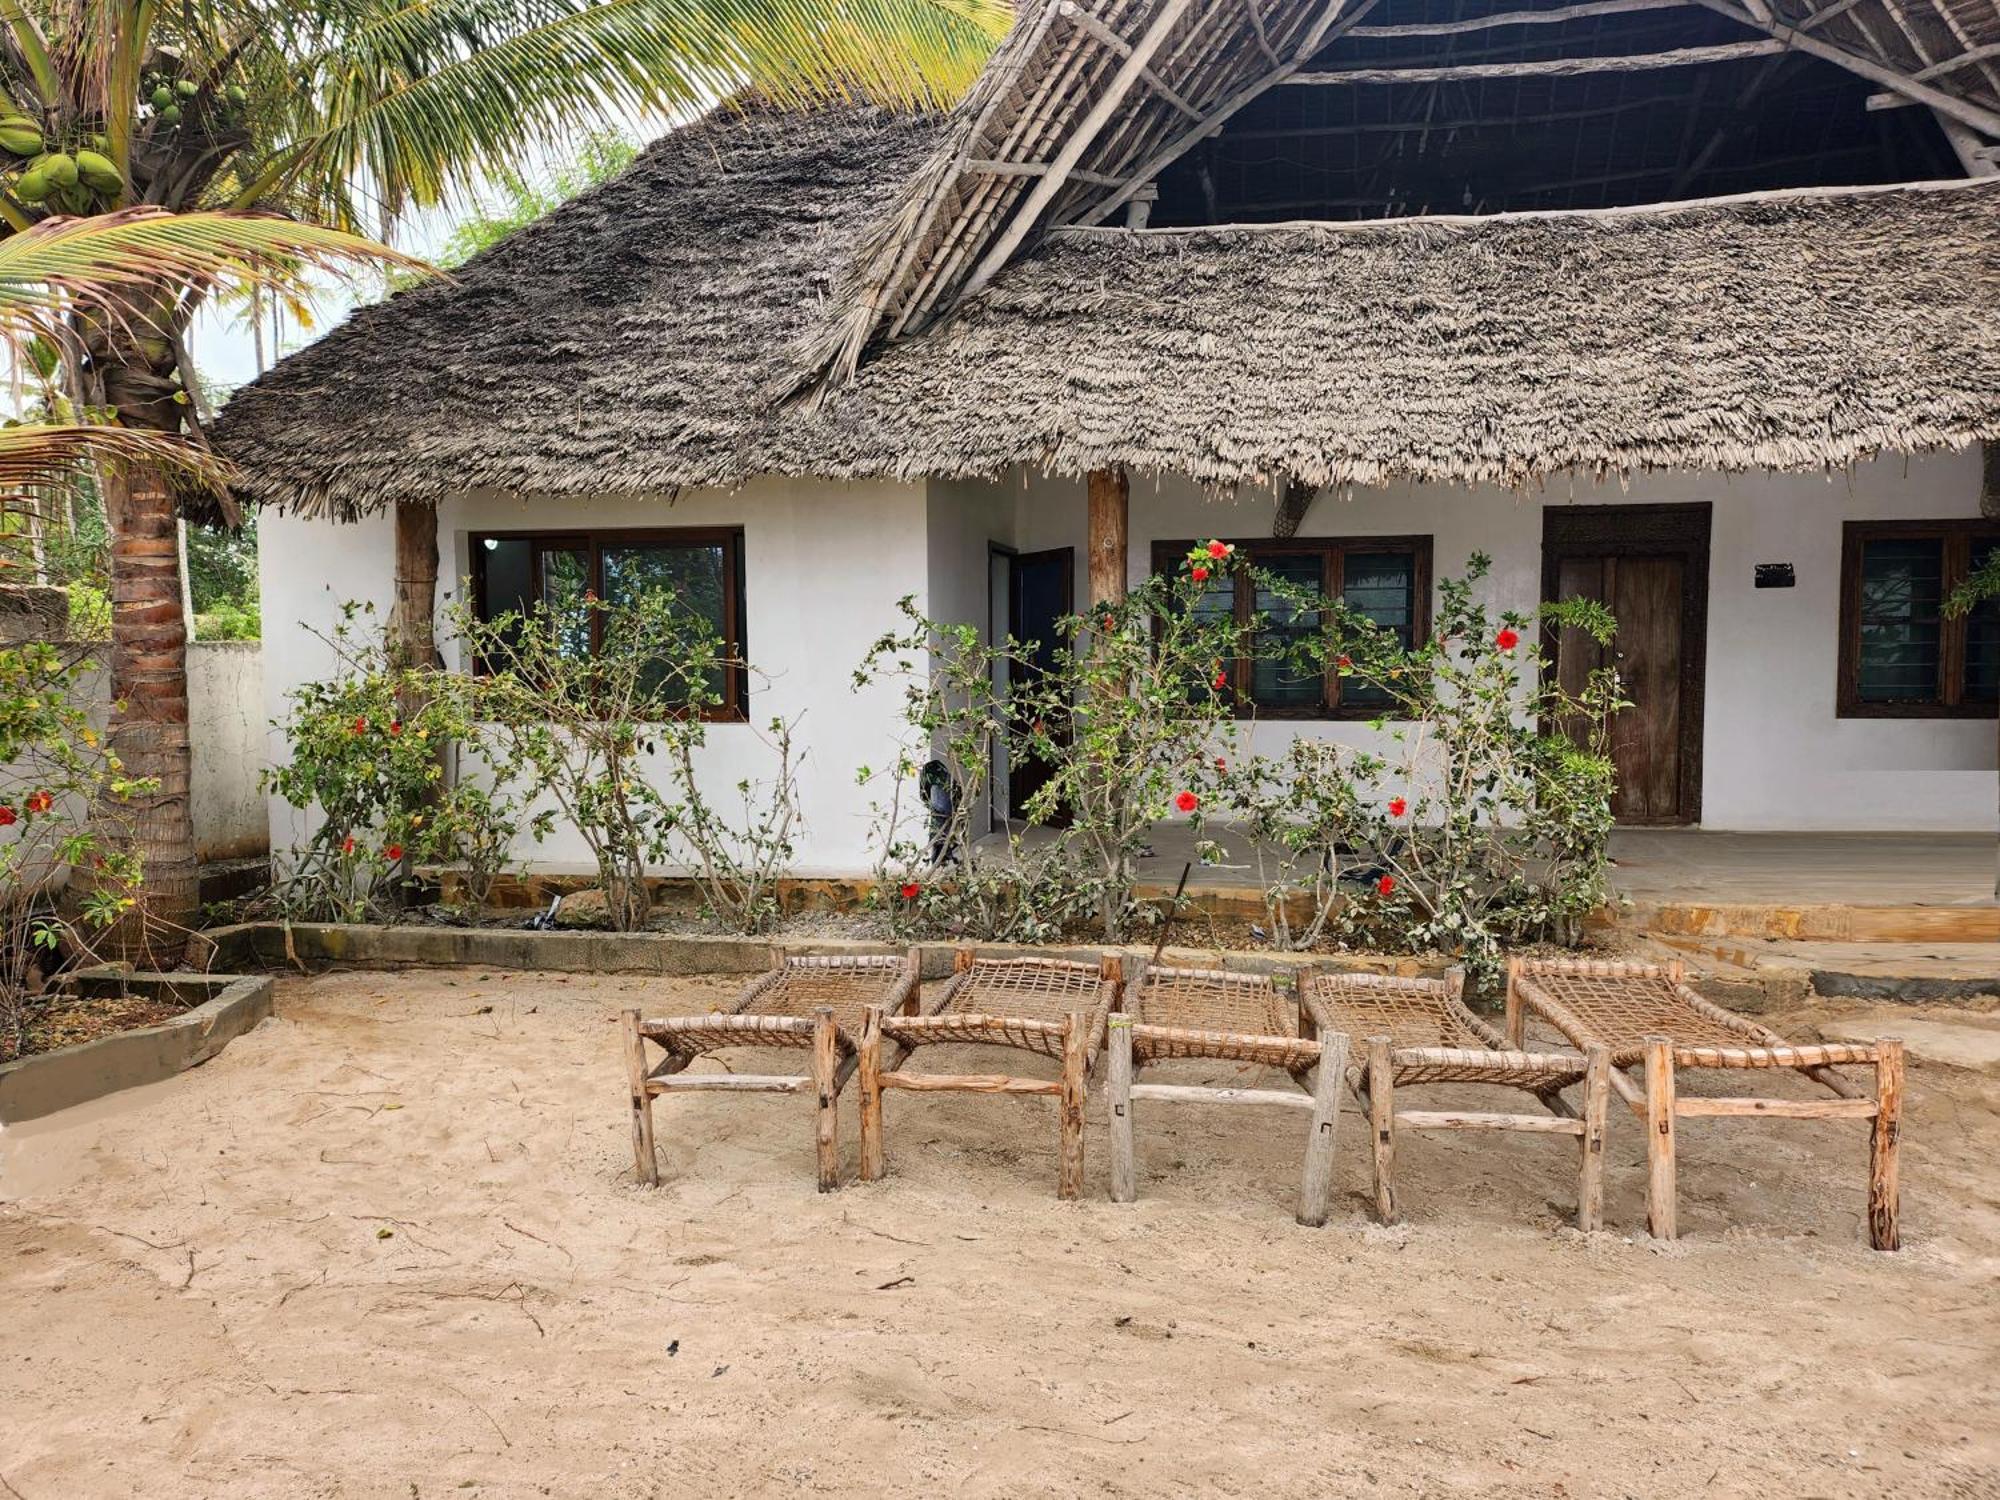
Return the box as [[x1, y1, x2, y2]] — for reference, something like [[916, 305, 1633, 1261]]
[[0, 806, 15, 827], [1206, 539, 1228, 559], [1100, 614, 1115, 632], [1190, 565, 1210, 582], [24, 790, 52, 815], [899, 882, 920, 901], [1336, 654, 1353, 670], [383, 844, 404, 863], [353, 716, 368, 735], [1175, 790, 1199, 813], [1214, 757, 1227, 772], [1388, 797, 1407, 818], [1212, 670, 1228, 690], [388, 720, 403, 736], [1495, 628, 1520, 651], [341, 835, 357, 855], [1377, 874, 1397, 897]]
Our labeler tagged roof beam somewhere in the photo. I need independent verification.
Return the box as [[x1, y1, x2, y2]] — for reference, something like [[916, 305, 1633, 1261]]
[[1685, 0, 2000, 137], [1055, 3, 1206, 119], [1290, 39, 1785, 84], [1933, 110, 2000, 174], [954, 0, 1203, 304], [1073, 0, 1388, 228], [1344, 0, 1692, 38], [966, 159, 1129, 188]]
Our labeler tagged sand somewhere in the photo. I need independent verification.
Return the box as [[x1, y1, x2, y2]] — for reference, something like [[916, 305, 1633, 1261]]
[[2, 968, 1996, 1499]]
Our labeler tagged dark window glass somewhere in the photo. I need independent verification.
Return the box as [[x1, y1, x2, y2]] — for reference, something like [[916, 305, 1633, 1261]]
[[1855, 538, 1942, 704], [1251, 553, 1324, 709], [1967, 539, 1999, 706], [1340, 550, 1418, 711]]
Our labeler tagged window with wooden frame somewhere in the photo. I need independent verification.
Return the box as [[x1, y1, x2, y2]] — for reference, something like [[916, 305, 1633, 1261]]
[[1151, 535, 1432, 719], [470, 527, 749, 719], [1838, 520, 1999, 718]]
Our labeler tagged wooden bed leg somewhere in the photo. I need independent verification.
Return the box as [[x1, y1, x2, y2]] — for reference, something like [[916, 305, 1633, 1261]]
[[1059, 1010, 1089, 1201], [1869, 1037, 1904, 1252], [621, 1009, 659, 1187], [812, 1006, 839, 1194], [858, 1005, 885, 1183], [1504, 957, 1524, 1049], [1298, 1032, 1350, 1227], [1578, 1043, 1611, 1233], [953, 945, 975, 975], [1366, 1035, 1396, 1225], [1643, 1035, 1678, 1240], [1108, 1014, 1136, 1203]]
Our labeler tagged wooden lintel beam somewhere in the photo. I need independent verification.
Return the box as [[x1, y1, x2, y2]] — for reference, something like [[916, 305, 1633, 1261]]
[[1291, 38, 1785, 85], [1056, 2, 1204, 119], [1685, 0, 2000, 137], [1346, 0, 1689, 39]]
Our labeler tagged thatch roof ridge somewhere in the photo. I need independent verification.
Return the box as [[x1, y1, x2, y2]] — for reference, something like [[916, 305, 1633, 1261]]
[[214, 105, 2000, 519]]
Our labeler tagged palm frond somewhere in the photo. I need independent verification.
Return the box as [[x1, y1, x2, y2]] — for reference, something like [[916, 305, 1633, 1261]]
[[0, 422, 234, 491], [0, 206, 432, 338]]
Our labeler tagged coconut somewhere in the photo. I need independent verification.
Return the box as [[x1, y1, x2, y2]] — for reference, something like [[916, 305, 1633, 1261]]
[[150, 85, 173, 110], [0, 126, 42, 158], [225, 84, 247, 105], [75, 149, 122, 194], [13, 164, 49, 202], [159, 105, 182, 126], [40, 152, 76, 187], [175, 79, 197, 98]]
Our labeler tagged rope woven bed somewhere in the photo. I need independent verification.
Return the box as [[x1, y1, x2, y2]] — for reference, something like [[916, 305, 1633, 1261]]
[[1108, 964, 1348, 1225], [861, 950, 1122, 1199], [1505, 956, 1905, 1249], [1298, 967, 1611, 1230], [621, 950, 925, 1192]]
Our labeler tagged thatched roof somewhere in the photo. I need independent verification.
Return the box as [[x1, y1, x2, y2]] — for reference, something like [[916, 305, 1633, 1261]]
[[215, 103, 2000, 517]]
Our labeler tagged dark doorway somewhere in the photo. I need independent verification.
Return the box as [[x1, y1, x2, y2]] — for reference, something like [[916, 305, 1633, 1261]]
[[1007, 547, 1073, 820], [1542, 505, 1711, 827]]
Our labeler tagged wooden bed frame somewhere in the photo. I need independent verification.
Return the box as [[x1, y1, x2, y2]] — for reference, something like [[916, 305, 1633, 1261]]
[[1506, 956, 1904, 1249], [622, 950, 924, 1192], [857, 949, 1122, 1199]]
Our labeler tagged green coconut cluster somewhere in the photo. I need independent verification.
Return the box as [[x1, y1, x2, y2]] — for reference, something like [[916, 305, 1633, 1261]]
[[2, 113, 123, 212]]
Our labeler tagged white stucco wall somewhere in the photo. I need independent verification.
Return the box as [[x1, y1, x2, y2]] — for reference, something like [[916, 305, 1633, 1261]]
[[972, 451, 1994, 833], [259, 478, 929, 876]]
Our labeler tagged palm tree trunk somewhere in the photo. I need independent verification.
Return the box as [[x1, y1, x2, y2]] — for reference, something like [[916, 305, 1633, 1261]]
[[80, 299, 201, 961]]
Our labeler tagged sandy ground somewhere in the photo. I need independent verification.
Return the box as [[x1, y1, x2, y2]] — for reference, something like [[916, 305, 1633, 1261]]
[[2, 969, 1997, 1500]]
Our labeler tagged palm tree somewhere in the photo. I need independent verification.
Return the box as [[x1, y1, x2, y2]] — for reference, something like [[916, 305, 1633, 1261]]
[[0, 0, 1010, 955]]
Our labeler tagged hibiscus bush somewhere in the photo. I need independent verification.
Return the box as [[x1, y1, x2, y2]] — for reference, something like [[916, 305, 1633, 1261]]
[[853, 596, 1096, 942], [0, 636, 154, 1059], [1228, 554, 1624, 984], [452, 588, 800, 934], [263, 604, 537, 922]]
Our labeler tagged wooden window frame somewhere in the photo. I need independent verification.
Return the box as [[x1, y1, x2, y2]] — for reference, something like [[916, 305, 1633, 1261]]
[[1150, 534, 1433, 721], [469, 526, 749, 722], [1837, 518, 1999, 720]]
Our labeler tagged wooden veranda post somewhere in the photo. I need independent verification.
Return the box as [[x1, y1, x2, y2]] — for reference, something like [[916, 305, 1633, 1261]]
[[1087, 467, 1129, 606], [388, 500, 442, 672]]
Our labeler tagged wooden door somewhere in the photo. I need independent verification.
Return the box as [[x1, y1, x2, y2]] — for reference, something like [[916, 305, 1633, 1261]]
[[1543, 506, 1710, 826]]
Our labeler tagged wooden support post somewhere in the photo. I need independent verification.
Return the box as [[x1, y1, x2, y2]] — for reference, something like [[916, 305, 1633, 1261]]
[[1297, 1032, 1350, 1227], [1101, 951, 1125, 1005], [1087, 467, 1129, 607], [1108, 1015, 1136, 1203], [858, 1005, 886, 1183], [622, 1009, 659, 1187], [1366, 1035, 1396, 1224], [1504, 958, 1525, 1048], [1869, 1038, 1904, 1252], [1578, 1043, 1611, 1232], [1059, 1010, 1089, 1201], [811, 1006, 839, 1193], [388, 500, 442, 671], [1643, 1035, 1678, 1240], [953, 945, 975, 975]]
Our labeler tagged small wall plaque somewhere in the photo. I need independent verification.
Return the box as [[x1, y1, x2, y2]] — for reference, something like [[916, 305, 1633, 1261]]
[[1754, 563, 1796, 589]]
